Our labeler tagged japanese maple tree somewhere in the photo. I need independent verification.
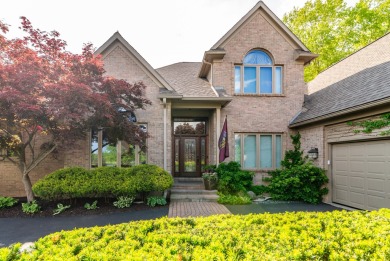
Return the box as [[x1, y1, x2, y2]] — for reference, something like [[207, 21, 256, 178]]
[[0, 18, 151, 202]]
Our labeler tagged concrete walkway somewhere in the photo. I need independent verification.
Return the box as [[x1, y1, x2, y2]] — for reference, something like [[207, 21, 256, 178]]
[[168, 202, 231, 217]]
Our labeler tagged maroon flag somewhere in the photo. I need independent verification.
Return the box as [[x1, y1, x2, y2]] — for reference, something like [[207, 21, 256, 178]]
[[218, 116, 229, 162]]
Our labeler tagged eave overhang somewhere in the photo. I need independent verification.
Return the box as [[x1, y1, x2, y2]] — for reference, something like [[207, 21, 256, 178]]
[[199, 49, 227, 78], [294, 50, 319, 65]]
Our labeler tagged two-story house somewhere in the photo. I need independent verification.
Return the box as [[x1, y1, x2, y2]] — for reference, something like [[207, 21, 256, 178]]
[[2, 2, 389, 211]]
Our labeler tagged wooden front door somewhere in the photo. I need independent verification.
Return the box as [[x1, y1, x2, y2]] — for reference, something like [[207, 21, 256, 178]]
[[174, 136, 207, 177]]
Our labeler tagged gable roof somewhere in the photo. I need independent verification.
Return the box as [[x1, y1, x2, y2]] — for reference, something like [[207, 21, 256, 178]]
[[211, 1, 310, 51], [95, 32, 174, 91], [156, 62, 218, 98], [199, 1, 317, 77], [290, 61, 390, 127]]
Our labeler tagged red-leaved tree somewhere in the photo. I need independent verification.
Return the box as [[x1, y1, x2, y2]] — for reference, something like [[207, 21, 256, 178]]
[[0, 18, 151, 202]]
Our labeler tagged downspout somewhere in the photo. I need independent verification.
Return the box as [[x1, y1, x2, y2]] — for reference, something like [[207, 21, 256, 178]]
[[163, 98, 167, 171], [202, 60, 213, 86]]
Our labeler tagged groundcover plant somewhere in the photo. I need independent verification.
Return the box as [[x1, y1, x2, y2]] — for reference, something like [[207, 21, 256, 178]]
[[1, 210, 390, 260]]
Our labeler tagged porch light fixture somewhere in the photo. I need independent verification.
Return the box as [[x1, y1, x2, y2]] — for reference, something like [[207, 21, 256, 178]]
[[308, 148, 318, 159]]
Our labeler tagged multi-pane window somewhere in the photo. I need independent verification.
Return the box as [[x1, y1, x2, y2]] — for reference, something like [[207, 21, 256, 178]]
[[91, 124, 147, 168], [235, 133, 282, 170], [235, 50, 283, 94]]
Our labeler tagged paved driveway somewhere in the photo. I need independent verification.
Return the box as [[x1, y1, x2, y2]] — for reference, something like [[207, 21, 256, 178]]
[[0, 206, 169, 247], [0, 201, 344, 247]]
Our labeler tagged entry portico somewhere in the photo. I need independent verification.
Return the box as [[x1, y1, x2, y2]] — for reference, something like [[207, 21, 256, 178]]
[[157, 62, 232, 176]]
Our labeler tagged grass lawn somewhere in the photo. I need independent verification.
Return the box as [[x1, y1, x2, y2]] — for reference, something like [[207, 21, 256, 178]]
[[1, 209, 390, 260]]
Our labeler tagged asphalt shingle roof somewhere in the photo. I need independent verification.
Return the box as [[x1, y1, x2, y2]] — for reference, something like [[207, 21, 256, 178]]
[[156, 62, 217, 97], [291, 61, 390, 125]]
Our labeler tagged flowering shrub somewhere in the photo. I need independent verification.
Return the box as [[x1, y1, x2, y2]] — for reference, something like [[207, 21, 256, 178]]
[[1, 209, 390, 260]]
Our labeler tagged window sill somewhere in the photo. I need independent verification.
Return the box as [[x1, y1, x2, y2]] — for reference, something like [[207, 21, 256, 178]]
[[242, 169, 278, 172], [234, 94, 285, 97]]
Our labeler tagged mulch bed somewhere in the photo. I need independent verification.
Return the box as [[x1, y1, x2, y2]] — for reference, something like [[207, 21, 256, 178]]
[[0, 197, 167, 218]]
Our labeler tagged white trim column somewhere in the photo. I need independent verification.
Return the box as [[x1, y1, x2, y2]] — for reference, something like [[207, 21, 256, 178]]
[[216, 107, 221, 165], [163, 98, 167, 171]]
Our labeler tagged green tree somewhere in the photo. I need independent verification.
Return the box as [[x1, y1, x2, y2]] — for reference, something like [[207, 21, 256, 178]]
[[284, 0, 390, 82]]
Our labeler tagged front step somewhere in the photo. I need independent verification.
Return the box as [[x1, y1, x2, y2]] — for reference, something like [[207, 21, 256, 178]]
[[171, 189, 217, 195], [173, 177, 204, 190], [170, 193, 219, 202], [170, 177, 219, 202]]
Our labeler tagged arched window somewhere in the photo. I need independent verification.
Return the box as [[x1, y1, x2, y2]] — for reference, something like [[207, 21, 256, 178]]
[[235, 50, 283, 94]]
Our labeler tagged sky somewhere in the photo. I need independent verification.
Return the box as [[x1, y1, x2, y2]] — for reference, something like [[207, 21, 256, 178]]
[[2, 0, 358, 69]]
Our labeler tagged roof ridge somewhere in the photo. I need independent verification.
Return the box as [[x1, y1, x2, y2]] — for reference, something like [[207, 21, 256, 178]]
[[156, 62, 202, 70]]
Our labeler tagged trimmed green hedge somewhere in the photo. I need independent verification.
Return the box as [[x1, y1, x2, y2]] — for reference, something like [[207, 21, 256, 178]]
[[32, 165, 173, 200], [2, 209, 390, 260]]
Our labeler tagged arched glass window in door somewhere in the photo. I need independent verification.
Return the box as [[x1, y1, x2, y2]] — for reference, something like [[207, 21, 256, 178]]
[[235, 50, 283, 94]]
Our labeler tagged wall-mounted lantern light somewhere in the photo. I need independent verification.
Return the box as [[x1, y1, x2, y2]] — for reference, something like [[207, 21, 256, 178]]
[[308, 148, 318, 159]]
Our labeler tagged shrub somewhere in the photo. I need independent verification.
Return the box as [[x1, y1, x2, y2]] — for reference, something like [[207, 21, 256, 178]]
[[3, 209, 390, 260], [146, 196, 167, 207], [216, 161, 254, 194], [217, 193, 251, 205], [250, 185, 269, 196], [32, 167, 93, 200], [32, 165, 173, 200], [22, 200, 40, 214], [0, 196, 18, 209], [280, 132, 306, 169], [124, 165, 173, 193], [53, 203, 70, 215], [266, 162, 329, 204], [113, 196, 135, 208], [265, 133, 328, 204], [84, 200, 98, 210]]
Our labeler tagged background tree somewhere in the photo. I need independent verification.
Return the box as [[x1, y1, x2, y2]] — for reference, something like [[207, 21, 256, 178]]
[[174, 123, 196, 135], [284, 0, 390, 82], [0, 18, 151, 202]]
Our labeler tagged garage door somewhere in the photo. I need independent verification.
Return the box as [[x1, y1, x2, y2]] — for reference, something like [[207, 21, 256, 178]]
[[332, 140, 390, 210]]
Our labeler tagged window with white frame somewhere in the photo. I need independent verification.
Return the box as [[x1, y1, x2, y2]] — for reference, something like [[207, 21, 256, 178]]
[[235, 50, 283, 94], [235, 133, 282, 170], [91, 124, 147, 168]]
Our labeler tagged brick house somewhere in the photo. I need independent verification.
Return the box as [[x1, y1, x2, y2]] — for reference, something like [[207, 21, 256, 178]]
[[1, 2, 389, 210]]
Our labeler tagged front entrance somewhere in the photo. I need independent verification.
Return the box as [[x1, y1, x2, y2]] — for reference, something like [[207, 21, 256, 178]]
[[173, 119, 208, 177]]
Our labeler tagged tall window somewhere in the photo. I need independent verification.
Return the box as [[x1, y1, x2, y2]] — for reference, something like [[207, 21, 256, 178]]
[[235, 133, 282, 170], [235, 50, 283, 94], [91, 124, 147, 168]]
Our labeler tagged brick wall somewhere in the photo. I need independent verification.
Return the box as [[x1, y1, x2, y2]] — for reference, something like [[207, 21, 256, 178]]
[[211, 10, 307, 181], [97, 42, 172, 172], [0, 135, 65, 197]]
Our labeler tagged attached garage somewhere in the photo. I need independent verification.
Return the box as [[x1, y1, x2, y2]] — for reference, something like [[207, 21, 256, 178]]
[[332, 140, 390, 210]]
